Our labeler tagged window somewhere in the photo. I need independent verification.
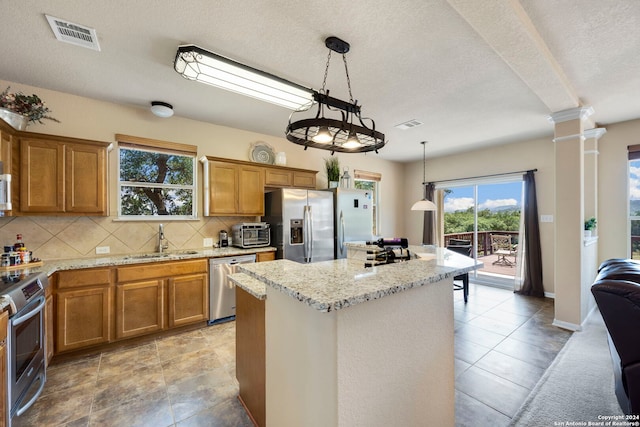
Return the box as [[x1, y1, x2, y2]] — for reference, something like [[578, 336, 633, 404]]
[[117, 135, 197, 219], [628, 145, 640, 258], [354, 169, 381, 236], [439, 176, 524, 288]]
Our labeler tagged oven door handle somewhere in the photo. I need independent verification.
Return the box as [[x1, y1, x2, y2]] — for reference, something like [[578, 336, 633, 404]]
[[15, 370, 45, 416], [12, 295, 45, 326]]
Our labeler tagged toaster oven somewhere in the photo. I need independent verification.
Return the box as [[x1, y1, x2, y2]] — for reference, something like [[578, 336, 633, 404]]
[[232, 223, 271, 248]]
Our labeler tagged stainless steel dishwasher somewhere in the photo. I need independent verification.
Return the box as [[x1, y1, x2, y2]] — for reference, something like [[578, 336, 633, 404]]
[[208, 254, 256, 324]]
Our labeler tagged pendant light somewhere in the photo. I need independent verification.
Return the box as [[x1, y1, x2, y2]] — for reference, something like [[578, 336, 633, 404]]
[[411, 141, 437, 211], [285, 36, 386, 154]]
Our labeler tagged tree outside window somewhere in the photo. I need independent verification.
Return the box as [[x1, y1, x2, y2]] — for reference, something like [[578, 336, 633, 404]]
[[118, 145, 196, 218]]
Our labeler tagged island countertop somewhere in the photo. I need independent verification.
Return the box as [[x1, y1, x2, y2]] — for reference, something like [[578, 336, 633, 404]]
[[237, 245, 480, 312]]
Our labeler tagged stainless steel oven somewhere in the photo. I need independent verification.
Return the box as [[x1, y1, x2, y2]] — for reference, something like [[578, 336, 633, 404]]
[[2, 271, 48, 427]]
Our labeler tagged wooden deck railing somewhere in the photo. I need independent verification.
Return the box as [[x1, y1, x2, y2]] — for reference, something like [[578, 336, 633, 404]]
[[444, 231, 519, 256]]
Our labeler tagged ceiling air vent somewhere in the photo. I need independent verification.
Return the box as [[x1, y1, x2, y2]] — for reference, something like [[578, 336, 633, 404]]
[[394, 119, 423, 130], [45, 15, 101, 51]]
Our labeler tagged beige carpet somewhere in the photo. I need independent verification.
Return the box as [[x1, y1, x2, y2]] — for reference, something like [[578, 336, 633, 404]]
[[509, 309, 624, 426]]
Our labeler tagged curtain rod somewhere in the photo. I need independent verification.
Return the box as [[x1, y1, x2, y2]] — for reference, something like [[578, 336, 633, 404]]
[[427, 169, 537, 185]]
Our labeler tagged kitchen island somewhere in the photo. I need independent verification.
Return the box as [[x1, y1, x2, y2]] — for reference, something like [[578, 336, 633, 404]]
[[234, 246, 479, 427]]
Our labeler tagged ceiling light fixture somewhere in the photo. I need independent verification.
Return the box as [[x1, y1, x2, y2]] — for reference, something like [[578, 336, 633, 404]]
[[411, 141, 437, 211], [285, 36, 386, 154], [150, 101, 174, 118], [174, 44, 315, 111]]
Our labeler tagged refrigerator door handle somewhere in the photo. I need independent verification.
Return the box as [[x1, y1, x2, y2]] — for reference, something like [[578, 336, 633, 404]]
[[308, 205, 314, 261], [339, 210, 345, 256], [303, 205, 311, 262]]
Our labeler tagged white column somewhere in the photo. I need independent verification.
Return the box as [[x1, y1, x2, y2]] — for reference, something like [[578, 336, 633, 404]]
[[548, 106, 594, 330]]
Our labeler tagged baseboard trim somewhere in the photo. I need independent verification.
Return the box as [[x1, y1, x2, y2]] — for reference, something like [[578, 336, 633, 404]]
[[552, 319, 582, 331], [544, 291, 555, 299]]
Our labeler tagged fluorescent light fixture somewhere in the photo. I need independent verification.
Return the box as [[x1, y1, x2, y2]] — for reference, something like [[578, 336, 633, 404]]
[[174, 44, 314, 111]]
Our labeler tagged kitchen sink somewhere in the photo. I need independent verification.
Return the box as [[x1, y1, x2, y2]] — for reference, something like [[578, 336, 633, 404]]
[[125, 253, 171, 259], [124, 250, 200, 260]]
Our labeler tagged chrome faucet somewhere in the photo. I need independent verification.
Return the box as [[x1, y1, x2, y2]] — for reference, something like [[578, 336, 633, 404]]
[[158, 223, 169, 253]]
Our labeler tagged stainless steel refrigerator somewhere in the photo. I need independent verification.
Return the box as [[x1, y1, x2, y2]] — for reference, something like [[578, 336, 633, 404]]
[[263, 188, 334, 263], [332, 188, 374, 259]]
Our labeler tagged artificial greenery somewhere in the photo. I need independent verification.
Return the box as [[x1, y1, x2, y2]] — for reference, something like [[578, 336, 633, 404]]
[[324, 157, 341, 182], [584, 217, 597, 231], [0, 86, 59, 124]]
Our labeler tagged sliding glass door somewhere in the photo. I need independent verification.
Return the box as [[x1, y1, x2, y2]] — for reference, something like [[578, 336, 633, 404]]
[[441, 178, 524, 288]]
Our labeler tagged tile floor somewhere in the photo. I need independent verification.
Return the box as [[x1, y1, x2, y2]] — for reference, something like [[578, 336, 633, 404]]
[[14, 283, 571, 427], [13, 321, 253, 427], [454, 283, 572, 426]]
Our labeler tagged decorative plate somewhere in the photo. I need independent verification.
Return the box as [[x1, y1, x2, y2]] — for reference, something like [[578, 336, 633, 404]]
[[249, 141, 275, 164]]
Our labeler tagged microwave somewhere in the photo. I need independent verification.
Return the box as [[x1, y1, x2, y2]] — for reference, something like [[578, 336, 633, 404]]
[[232, 223, 270, 248]]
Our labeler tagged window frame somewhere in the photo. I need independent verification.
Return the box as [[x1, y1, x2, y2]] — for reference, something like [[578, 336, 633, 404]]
[[116, 135, 198, 221]]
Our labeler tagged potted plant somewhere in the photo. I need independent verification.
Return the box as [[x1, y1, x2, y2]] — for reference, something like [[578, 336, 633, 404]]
[[324, 156, 340, 188], [584, 217, 597, 238], [0, 86, 59, 130]]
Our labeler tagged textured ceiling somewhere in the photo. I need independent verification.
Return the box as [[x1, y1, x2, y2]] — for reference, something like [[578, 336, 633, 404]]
[[1, 0, 639, 162]]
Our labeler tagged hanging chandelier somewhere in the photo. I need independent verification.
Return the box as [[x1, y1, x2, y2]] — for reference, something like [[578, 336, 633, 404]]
[[285, 37, 386, 154]]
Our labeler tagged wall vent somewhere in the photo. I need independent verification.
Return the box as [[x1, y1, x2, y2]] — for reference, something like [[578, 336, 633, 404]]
[[394, 119, 423, 130], [45, 15, 101, 51]]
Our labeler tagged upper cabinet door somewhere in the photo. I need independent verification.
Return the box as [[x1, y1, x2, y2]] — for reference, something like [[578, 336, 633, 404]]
[[65, 143, 107, 214], [238, 165, 264, 215], [208, 161, 239, 215], [18, 135, 109, 215], [20, 137, 65, 212]]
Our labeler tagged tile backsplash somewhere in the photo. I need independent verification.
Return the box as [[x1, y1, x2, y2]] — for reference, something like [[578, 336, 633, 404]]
[[0, 215, 254, 260]]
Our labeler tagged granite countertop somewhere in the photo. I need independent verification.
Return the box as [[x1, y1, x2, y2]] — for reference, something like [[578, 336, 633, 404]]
[[1, 246, 276, 277], [0, 296, 10, 313], [229, 272, 267, 300], [238, 245, 481, 312]]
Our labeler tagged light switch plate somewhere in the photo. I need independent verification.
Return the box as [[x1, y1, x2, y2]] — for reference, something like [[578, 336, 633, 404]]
[[95, 246, 110, 254], [203, 238, 214, 247], [540, 215, 554, 223]]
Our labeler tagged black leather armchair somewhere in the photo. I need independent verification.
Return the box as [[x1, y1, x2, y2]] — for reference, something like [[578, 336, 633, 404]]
[[591, 259, 640, 415]]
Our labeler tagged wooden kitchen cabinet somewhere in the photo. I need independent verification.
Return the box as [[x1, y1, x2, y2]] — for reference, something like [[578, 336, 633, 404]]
[[206, 160, 264, 216], [116, 259, 208, 338], [0, 310, 7, 427], [256, 251, 276, 262], [236, 286, 266, 427], [208, 160, 238, 215], [264, 165, 316, 189], [168, 273, 208, 328], [292, 170, 316, 188], [0, 119, 13, 174], [52, 260, 208, 354], [238, 164, 264, 215], [203, 156, 317, 216], [65, 142, 107, 213], [17, 133, 109, 215], [55, 268, 112, 353], [116, 279, 165, 339]]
